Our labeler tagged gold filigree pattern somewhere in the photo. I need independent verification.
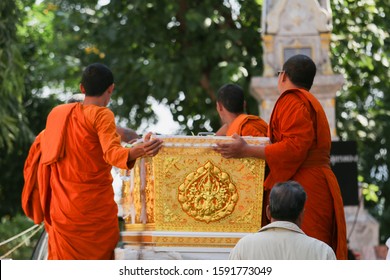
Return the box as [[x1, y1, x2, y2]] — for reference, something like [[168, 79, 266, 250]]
[[239, 158, 259, 175], [133, 165, 141, 223], [163, 203, 185, 223], [121, 233, 242, 248], [178, 160, 238, 223], [235, 206, 256, 223], [121, 178, 132, 224], [144, 159, 155, 223], [163, 157, 182, 175]]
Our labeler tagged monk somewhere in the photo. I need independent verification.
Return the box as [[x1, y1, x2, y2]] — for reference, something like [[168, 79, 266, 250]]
[[215, 83, 267, 137], [22, 93, 142, 256], [214, 55, 347, 260], [35, 63, 162, 259]]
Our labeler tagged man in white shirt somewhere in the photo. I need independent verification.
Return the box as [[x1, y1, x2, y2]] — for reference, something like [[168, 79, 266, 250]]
[[229, 181, 336, 260]]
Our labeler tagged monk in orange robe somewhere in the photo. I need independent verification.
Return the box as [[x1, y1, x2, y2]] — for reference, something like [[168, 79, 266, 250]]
[[215, 84, 267, 137], [22, 95, 140, 226], [214, 55, 347, 260], [34, 63, 163, 260]]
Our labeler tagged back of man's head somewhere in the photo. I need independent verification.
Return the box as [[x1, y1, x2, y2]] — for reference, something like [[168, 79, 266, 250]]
[[269, 181, 307, 223], [216, 84, 245, 114], [81, 63, 114, 97], [283, 54, 316, 90]]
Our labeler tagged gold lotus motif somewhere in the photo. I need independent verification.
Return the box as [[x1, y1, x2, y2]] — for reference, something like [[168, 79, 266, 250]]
[[177, 160, 238, 223]]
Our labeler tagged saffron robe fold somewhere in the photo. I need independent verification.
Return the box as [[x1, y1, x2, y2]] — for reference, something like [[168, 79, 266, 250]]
[[264, 88, 347, 260], [226, 114, 268, 137], [22, 132, 45, 224], [39, 103, 134, 260]]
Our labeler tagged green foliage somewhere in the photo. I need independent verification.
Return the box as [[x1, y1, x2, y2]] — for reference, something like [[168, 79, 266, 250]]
[[0, 92, 59, 217], [0, 215, 42, 260], [0, 1, 30, 152], [30, 0, 263, 133], [331, 0, 390, 242], [0, 139, 29, 217], [0, 0, 62, 218], [361, 183, 380, 203]]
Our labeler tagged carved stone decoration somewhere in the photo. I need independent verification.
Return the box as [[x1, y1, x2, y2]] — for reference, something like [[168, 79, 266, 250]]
[[266, 0, 331, 35], [177, 160, 239, 223], [251, 0, 344, 139], [261, 0, 333, 77]]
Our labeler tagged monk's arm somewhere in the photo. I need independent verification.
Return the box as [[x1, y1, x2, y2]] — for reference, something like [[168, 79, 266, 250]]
[[94, 109, 140, 169], [242, 144, 266, 159], [214, 134, 266, 159], [116, 126, 140, 143], [94, 109, 163, 169], [215, 124, 228, 136]]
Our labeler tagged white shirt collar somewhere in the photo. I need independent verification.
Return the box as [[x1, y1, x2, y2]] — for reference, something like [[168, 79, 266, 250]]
[[259, 221, 306, 235]]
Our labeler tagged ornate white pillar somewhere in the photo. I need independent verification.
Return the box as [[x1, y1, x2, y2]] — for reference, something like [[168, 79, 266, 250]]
[[250, 0, 343, 139]]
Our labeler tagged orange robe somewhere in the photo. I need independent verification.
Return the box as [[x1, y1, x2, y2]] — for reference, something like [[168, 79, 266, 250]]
[[38, 103, 134, 260], [264, 88, 347, 260], [226, 114, 268, 137], [22, 132, 45, 224]]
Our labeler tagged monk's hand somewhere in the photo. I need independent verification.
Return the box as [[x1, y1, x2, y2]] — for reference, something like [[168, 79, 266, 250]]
[[141, 132, 163, 157], [213, 133, 248, 158], [143, 132, 153, 142], [128, 132, 163, 161], [127, 138, 139, 145]]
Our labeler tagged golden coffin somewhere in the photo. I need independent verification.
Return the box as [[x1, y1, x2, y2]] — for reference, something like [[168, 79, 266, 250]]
[[120, 135, 268, 248]]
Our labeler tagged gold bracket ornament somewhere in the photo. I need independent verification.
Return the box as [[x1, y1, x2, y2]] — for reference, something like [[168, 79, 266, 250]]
[[177, 160, 239, 223]]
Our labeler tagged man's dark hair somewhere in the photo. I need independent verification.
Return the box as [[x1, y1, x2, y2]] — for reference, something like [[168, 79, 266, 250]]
[[269, 181, 307, 222], [216, 84, 245, 114], [81, 63, 114, 97], [283, 54, 316, 90]]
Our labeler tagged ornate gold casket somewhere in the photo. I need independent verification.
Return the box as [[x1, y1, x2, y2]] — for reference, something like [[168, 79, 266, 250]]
[[119, 135, 268, 253]]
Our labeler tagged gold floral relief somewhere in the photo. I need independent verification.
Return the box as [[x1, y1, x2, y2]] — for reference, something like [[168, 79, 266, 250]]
[[177, 160, 238, 223]]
